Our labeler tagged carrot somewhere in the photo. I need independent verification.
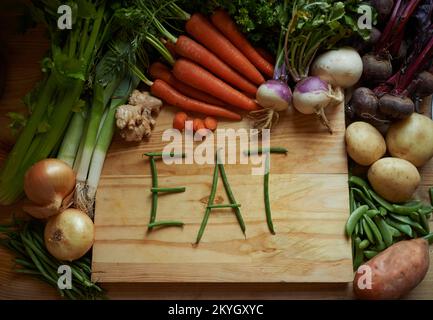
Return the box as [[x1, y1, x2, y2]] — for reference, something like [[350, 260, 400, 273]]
[[193, 118, 205, 132], [211, 10, 274, 79], [204, 117, 218, 131], [256, 47, 275, 65], [173, 59, 258, 111], [185, 13, 265, 85], [174, 36, 257, 95], [150, 80, 242, 121], [162, 38, 178, 58], [149, 62, 226, 107], [173, 112, 188, 131]]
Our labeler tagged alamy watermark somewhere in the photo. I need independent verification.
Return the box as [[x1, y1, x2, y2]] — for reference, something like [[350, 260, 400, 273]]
[[160, 121, 271, 175]]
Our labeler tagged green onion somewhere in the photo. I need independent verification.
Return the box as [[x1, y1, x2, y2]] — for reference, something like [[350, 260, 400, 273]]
[[57, 108, 87, 167]]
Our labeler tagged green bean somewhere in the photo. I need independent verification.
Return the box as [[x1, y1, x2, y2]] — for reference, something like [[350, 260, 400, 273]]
[[196, 163, 219, 244], [418, 205, 433, 215], [365, 209, 380, 218], [368, 189, 394, 212], [14, 269, 41, 275], [349, 176, 372, 201], [358, 220, 364, 236], [144, 152, 186, 158], [391, 201, 422, 215], [353, 237, 364, 270], [364, 250, 378, 259], [349, 188, 355, 214], [362, 218, 375, 245], [410, 211, 420, 223], [148, 157, 158, 229], [354, 223, 359, 236], [389, 213, 425, 232], [424, 233, 433, 244], [346, 205, 369, 237], [20, 232, 57, 287], [430, 187, 433, 206], [386, 224, 403, 238], [244, 147, 288, 156], [385, 218, 413, 237], [15, 258, 36, 270], [148, 221, 184, 228], [358, 239, 370, 250], [207, 204, 241, 209], [379, 207, 387, 217], [419, 212, 430, 233], [374, 216, 393, 247], [264, 155, 275, 234], [352, 188, 377, 210], [151, 187, 186, 193], [217, 151, 246, 235], [364, 215, 383, 244]]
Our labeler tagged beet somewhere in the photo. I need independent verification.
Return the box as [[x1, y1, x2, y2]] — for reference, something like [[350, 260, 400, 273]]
[[362, 53, 393, 83], [378, 94, 414, 119], [371, 0, 395, 16], [414, 71, 433, 98], [367, 28, 382, 45], [352, 87, 379, 118]]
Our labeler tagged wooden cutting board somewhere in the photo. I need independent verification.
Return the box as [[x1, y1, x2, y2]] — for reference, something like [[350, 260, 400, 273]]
[[91, 102, 353, 283]]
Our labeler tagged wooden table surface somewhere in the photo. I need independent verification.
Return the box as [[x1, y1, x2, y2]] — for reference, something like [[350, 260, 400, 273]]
[[0, 13, 432, 300]]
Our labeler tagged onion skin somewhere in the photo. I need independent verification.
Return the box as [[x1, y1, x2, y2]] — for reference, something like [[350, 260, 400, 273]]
[[23, 159, 75, 219], [44, 208, 94, 261]]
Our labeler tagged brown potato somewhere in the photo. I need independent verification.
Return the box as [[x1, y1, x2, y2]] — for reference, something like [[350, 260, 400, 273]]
[[367, 157, 420, 203], [387, 113, 433, 167], [354, 238, 429, 299], [346, 121, 386, 166]]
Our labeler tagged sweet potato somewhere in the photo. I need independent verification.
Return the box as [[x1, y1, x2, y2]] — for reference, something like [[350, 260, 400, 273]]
[[353, 238, 429, 299]]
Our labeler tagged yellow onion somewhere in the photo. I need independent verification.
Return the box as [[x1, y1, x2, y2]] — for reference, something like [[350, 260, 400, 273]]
[[23, 159, 75, 219], [44, 208, 95, 261]]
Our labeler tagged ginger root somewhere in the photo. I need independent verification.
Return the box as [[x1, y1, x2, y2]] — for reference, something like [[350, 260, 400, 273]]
[[116, 90, 162, 142]]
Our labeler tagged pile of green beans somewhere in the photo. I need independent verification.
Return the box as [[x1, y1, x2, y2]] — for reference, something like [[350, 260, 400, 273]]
[[0, 219, 105, 300], [347, 176, 433, 270]]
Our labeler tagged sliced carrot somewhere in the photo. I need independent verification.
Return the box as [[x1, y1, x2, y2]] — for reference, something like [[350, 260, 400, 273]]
[[211, 9, 274, 78], [173, 112, 188, 131], [150, 79, 242, 121], [185, 13, 265, 85], [193, 118, 205, 132], [174, 36, 257, 95], [173, 59, 258, 111], [204, 117, 218, 131], [149, 62, 226, 106]]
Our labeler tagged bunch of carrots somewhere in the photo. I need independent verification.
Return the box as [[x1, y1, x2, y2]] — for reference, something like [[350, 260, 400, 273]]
[[142, 8, 274, 122]]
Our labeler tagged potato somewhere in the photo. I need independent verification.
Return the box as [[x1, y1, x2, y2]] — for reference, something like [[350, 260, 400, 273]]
[[368, 157, 420, 203], [354, 238, 429, 299], [386, 113, 433, 167], [345, 121, 386, 166]]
